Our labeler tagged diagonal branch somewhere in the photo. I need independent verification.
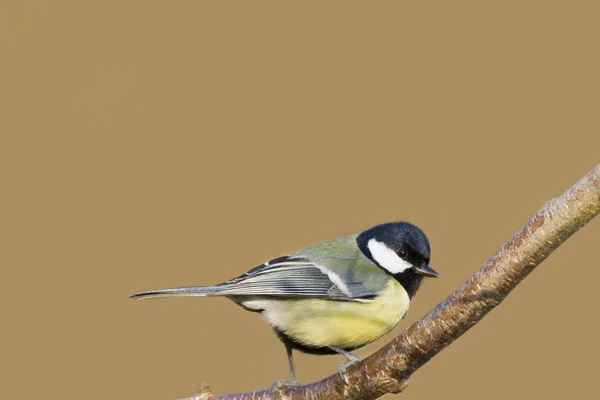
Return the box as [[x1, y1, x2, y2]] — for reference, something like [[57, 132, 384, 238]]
[[186, 164, 600, 400]]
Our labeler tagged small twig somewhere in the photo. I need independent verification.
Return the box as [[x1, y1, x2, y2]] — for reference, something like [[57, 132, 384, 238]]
[[182, 164, 600, 400]]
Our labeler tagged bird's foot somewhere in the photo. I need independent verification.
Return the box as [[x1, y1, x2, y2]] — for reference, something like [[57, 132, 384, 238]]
[[327, 346, 361, 385], [338, 355, 361, 385], [271, 378, 298, 389]]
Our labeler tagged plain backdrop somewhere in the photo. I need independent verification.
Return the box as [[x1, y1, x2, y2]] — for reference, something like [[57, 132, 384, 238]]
[[1, 1, 599, 399]]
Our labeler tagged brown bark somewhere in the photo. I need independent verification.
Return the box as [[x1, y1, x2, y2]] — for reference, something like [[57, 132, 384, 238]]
[[185, 164, 600, 400]]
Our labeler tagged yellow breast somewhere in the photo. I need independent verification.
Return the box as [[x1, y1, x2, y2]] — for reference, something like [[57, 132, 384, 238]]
[[261, 279, 410, 349]]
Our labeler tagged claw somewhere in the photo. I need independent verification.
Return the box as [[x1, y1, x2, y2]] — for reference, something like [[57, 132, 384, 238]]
[[338, 358, 360, 385], [270, 379, 298, 393], [328, 346, 361, 385]]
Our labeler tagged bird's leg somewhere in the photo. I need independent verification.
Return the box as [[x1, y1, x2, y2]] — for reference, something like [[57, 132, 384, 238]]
[[286, 341, 297, 384], [272, 342, 298, 387], [328, 346, 361, 385]]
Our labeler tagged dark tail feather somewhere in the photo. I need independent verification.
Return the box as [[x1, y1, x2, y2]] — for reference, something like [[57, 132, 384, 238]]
[[129, 285, 229, 300]]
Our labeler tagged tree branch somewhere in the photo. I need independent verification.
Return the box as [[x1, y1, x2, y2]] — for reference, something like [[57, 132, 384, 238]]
[[185, 164, 600, 400]]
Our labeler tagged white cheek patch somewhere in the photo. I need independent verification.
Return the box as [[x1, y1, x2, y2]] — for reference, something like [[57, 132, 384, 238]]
[[367, 239, 414, 274]]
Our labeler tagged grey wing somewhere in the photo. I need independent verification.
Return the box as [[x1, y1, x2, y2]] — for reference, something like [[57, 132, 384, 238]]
[[217, 255, 374, 301]]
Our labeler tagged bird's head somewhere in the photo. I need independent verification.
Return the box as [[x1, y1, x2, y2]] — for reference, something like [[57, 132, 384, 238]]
[[357, 222, 438, 296]]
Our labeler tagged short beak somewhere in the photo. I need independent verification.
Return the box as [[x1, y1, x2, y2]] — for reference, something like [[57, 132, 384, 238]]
[[414, 264, 439, 278]]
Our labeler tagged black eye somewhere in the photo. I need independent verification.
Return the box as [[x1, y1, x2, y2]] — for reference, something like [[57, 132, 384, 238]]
[[397, 248, 408, 259]]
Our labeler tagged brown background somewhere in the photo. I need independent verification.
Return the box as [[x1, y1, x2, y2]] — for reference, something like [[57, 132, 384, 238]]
[[1, 1, 599, 399]]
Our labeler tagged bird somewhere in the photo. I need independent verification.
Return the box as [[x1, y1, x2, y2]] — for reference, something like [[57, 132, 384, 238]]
[[130, 221, 438, 384]]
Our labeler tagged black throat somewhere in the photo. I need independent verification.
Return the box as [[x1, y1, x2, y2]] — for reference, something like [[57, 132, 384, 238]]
[[394, 272, 424, 299]]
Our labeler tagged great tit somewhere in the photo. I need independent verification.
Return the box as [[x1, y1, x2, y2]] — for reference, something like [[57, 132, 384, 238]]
[[130, 222, 438, 383]]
